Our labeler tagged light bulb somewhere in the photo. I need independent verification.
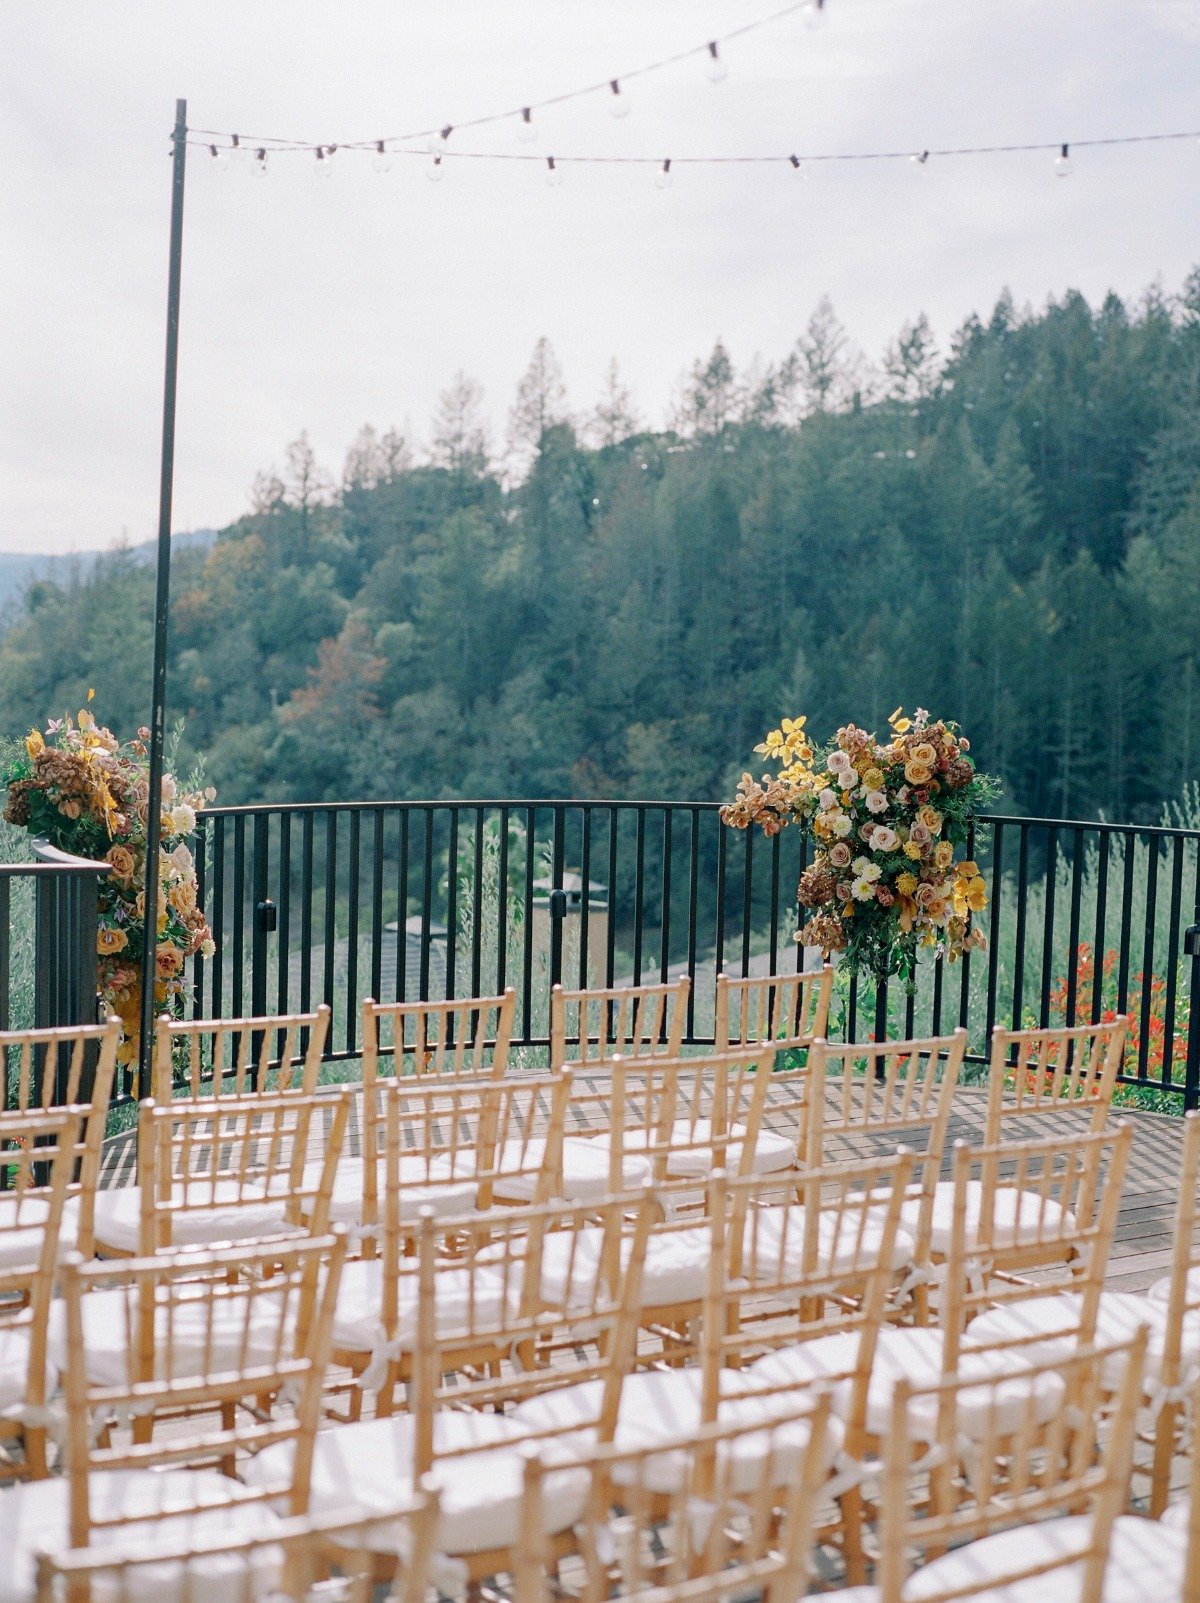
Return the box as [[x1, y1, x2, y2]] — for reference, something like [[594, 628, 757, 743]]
[[545, 156, 563, 187], [251, 147, 268, 178], [655, 158, 672, 191], [705, 42, 728, 84], [209, 143, 230, 175], [789, 154, 809, 181], [517, 107, 537, 144], [609, 78, 631, 119], [314, 145, 333, 178], [804, 0, 828, 28], [910, 150, 929, 170], [427, 150, 445, 182], [372, 140, 392, 173], [1054, 142, 1071, 177]]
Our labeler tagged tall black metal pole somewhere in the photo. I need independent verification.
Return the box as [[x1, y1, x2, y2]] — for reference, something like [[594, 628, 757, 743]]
[[138, 99, 188, 1092]]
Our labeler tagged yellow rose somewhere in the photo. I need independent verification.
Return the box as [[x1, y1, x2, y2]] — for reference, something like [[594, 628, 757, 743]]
[[917, 805, 943, 835], [911, 742, 937, 767], [106, 845, 135, 882], [97, 926, 128, 955], [904, 762, 933, 785], [956, 860, 980, 878], [155, 944, 183, 978], [933, 841, 954, 870]]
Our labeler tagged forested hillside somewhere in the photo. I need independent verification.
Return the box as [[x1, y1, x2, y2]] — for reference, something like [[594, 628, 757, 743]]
[[4, 273, 1200, 823]]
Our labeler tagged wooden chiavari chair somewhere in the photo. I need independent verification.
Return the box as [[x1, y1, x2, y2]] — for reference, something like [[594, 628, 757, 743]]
[[806, 1030, 967, 1320], [348, 991, 515, 1247], [1157, 1368, 1200, 1603], [0, 1108, 78, 1480], [860, 1332, 1151, 1603], [513, 1393, 835, 1603], [244, 1189, 656, 1585], [92, 1088, 349, 1258], [0, 1232, 347, 1603], [1142, 1111, 1200, 1514], [331, 1071, 573, 1408], [154, 1004, 330, 1101], [0, 1021, 118, 1259], [715, 963, 833, 1053], [986, 1017, 1129, 1145], [550, 977, 689, 1071], [35, 1487, 443, 1603], [955, 1124, 1133, 1359]]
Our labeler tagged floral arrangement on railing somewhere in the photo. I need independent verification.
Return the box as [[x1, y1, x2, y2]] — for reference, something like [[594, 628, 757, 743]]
[[0, 699, 214, 1072], [721, 708, 1000, 984]]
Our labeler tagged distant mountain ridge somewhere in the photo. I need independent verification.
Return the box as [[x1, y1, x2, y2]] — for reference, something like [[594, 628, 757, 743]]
[[0, 530, 217, 615]]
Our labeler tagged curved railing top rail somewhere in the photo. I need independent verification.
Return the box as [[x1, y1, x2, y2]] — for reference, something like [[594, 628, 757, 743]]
[[0, 840, 112, 877], [194, 799, 1200, 843]]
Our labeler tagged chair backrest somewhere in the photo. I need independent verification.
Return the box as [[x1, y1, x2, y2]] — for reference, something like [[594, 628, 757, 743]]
[[1145, 1110, 1200, 1515], [35, 1488, 442, 1603], [154, 1004, 330, 1100], [0, 1019, 119, 1257], [58, 1231, 347, 1546], [1182, 1369, 1200, 1603], [985, 1017, 1128, 1141], [513, 1394, 834, 1603], [715, 963, 833, 1052], [873, 1332, 1148, 1603], [940, 1123, 1133, 1361], [0, 1106, 79, 1478], [717, 1150, 916, 1457], [369, 1069, 572, 1246], [139, 1087, 349, 1253], [551, 976, 689, 1070], [599, 1046, 775, 1193], [408, 1188, 657, 1476], [362, 989, 516, 1082]]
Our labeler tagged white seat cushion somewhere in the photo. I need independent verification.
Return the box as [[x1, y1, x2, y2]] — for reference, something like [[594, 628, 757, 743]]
[[511, 1367, 835, 1495], [299, 1156, 478, 1228], [964, 1291, 1196, 1388], [0, 1468, 279, 1603], [0, 1320, 54, 1416], [1160, 1498, 1189, 1532], [535, 1224, 710, 1314], [330, 1257, 510, 1355], [902, 1180, 1076, 1256], [1145, 1266, 1200, 1313], [752, 1326, 1064, 1440], [43, 1285, 294, 1387], [904, 1513, 1184, 1603], [742, 1202, 914, 1279], [596, 1121, 794, 1178], [244, 1410, 587, 1557], [0, 1194, 78, 1269], [92, 1181, 293, 1253]]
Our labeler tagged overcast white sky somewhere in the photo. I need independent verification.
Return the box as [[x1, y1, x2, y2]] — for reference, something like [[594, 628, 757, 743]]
[[3, 0, 1199, 554]]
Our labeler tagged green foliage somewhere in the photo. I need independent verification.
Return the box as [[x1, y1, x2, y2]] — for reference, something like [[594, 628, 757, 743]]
[[0, 281, 1197, 820]]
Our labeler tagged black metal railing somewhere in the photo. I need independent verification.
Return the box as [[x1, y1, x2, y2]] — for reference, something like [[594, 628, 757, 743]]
[[186, 801, 1200, 1109]]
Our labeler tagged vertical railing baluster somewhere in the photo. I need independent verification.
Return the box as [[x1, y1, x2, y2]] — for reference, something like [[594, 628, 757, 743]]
[[686, 808, 700, 1043], [496, 807, 508, 997], [522, 807, 536, 1044], [421, 808, 435, 1003], [231, 814, 246, 1020], [579, 807, 592, 990], [714, 820, 727, 981], [371, 810, 385, 1007], [606, 809, 618, 988], [1138, 834, 1159, 1083], [741, 827, 753, 983], [323, 811, 338, 1052], [985, 821, 1003, 1044], [193, 819, 208, 1020], [1091, 832, 1110, 1024], [769, 831, 781, 976], [277, 812, 291, 1017], [396, 809, 410, 1004], [958, 821, 975, 1031], [346, 808, 361, 1057], [659, 809, 672, 990], [632, 808, 646, 986], [1116, 830, 1136, 1023], [1064, 826, 1085, 1028], [211, 815, 226, 1024], [445, 807, 459, 1007], [299, 813, 314, 1031], [1011, 824, 1029, 1035], [1038, 826, 1058, 1030], [471, 806, 484, 1002], [1162, 836, 1185, 1091]]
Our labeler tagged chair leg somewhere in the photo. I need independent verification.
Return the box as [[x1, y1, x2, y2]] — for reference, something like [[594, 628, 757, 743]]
[[838, 1484, 868, 1586], [1150, 1400, 1178, 1519]]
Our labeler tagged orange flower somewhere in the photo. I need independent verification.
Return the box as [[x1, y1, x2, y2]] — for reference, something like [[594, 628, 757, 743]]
[[97, 926, 128, 956]]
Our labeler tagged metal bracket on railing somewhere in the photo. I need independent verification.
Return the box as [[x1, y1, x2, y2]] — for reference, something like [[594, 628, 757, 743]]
[[1185, 924, 1200, 958], [256, 899, 278, 933]]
